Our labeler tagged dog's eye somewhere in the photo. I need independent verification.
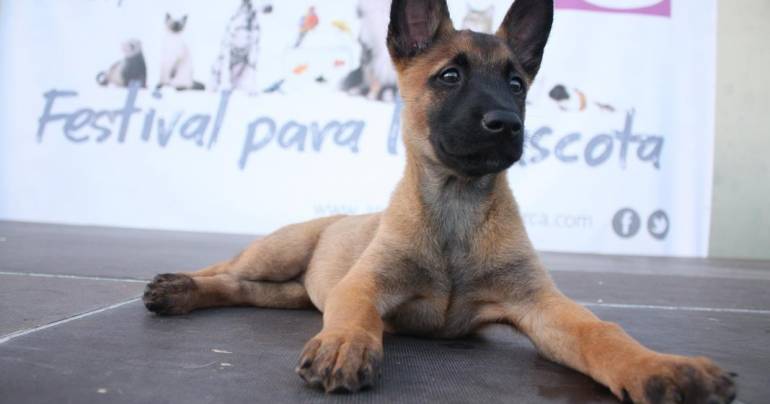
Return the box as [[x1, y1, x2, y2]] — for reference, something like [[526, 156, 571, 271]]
[[439, 68, 461, 85], [509, 76, 524, 94]]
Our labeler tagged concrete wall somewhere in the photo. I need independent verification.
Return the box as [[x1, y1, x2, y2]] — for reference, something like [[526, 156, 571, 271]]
[[710, 0, 770, 260]]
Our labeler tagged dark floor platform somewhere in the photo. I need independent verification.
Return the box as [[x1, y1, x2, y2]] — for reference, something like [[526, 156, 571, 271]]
[[1, 221, 768, 403]]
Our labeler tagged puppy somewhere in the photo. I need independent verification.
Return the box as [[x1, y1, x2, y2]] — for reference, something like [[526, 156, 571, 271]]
[[144, 1, 736, 402]]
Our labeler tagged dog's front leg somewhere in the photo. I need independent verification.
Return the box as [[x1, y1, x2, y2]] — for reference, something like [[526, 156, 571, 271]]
[[511, 289, 736, 403], [296, 259, 384, 393]]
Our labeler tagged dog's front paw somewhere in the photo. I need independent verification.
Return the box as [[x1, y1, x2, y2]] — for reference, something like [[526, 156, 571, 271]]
[[143, 273, 197, 315], [617, 355, 736, 404], [296, 329, 382, 393]]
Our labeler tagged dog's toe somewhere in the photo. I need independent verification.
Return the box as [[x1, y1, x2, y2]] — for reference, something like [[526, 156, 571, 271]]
[[618, 355, 736, 404], [296, 330, 382, 393], [143, 273, 197, 315]]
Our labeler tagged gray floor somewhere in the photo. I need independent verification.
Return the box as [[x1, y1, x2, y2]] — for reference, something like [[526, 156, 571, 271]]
[[0, 221, 768, 403]]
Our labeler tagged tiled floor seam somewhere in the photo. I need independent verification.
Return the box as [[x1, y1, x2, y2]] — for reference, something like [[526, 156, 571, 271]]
[[581, 302, 770, 315], [0, 271, 148, 283], [550, 268, 770, 281], [0, 297, 141, 344]]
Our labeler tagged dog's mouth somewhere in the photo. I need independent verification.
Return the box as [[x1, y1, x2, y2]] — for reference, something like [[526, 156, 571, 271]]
[[436, 141, 521, 177]]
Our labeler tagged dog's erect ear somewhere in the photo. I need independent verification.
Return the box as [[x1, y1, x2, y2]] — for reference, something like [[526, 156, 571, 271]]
[[165, 13, 171, 22], [496, 0, 553, 79], [387, 0, 454, 62]]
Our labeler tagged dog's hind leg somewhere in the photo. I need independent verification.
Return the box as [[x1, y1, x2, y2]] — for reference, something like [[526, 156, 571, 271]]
[[143, 215, 345, 315]]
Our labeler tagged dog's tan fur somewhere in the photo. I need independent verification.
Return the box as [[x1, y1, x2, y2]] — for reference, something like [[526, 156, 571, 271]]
[[144, 1, 735, 402]]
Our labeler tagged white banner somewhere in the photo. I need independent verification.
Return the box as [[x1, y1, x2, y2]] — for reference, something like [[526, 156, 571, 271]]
[[0, 0, 716, 257]]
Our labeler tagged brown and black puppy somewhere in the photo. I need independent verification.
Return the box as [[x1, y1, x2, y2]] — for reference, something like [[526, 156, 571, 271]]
[[143, 1, 736, 402]]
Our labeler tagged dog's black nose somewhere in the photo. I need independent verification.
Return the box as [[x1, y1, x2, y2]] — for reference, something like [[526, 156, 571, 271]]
[[481, 110, 522, 135]]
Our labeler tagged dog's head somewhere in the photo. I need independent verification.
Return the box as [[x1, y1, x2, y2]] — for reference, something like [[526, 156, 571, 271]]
[[388, 0, 553, 177]]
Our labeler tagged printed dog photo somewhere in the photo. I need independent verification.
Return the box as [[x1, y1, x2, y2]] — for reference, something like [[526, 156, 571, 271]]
[[341, 0, 398, 102], [209, 0, 273, 93]]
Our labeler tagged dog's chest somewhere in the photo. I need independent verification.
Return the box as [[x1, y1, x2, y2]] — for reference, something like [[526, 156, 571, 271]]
[[379, 176, 515, 337], [379, 258, 502, 338]]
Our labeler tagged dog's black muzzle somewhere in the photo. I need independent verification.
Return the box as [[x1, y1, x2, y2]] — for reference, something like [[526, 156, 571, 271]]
[[434, 109, 524, 177]]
